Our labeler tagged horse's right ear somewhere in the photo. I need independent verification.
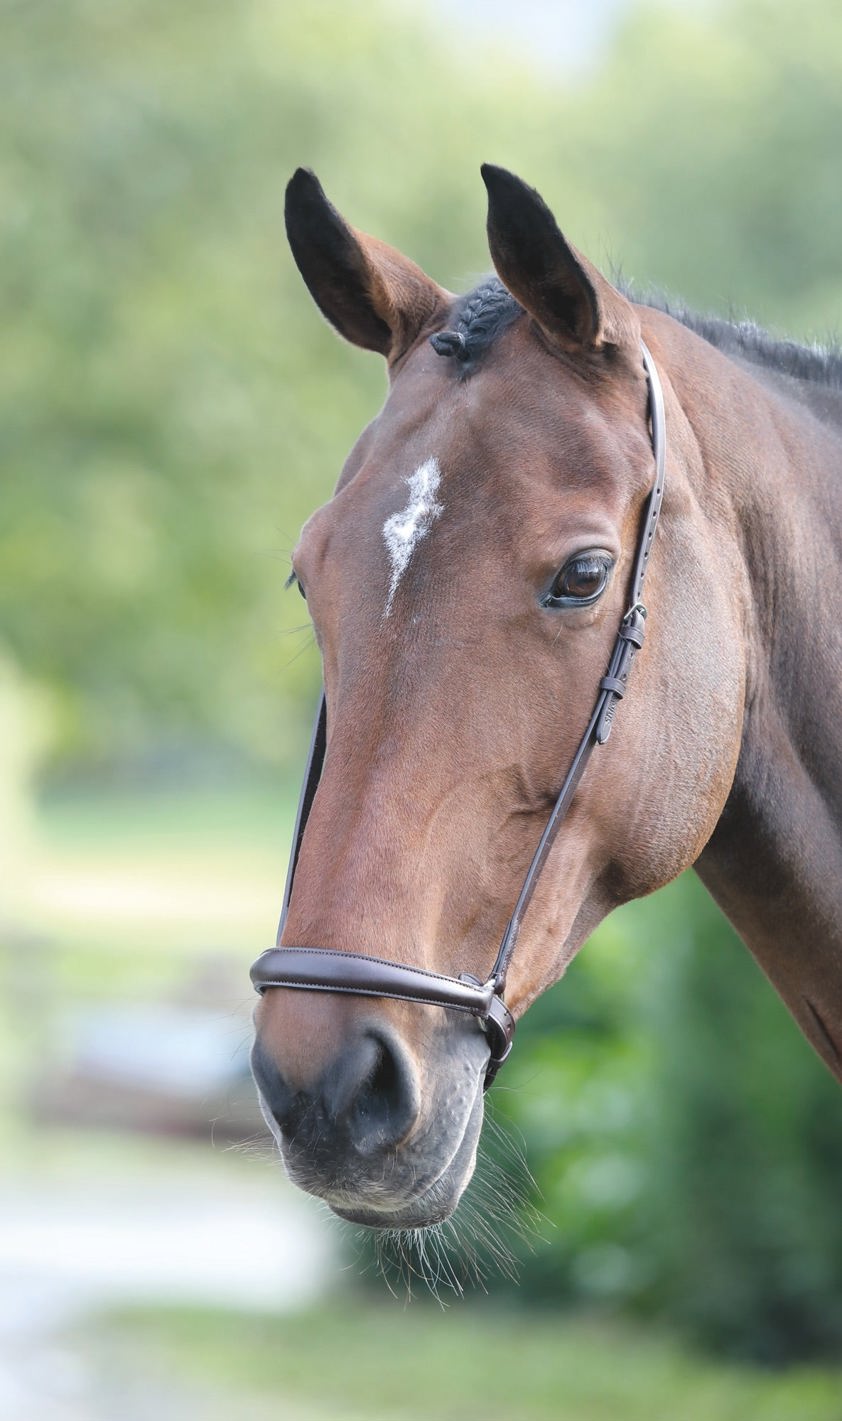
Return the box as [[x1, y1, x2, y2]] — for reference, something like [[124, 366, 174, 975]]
[[285, 169, 451, 361]]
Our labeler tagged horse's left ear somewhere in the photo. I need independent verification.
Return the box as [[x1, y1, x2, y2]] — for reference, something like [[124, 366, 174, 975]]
[[481, 164, 638, 352], [285, 168, 451, 361]]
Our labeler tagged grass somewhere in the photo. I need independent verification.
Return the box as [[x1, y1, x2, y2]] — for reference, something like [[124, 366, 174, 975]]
[[96, 1300, 842, 1421]]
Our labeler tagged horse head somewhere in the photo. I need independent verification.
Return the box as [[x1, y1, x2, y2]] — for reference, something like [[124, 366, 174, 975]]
[[251, 166, 747, 1228]]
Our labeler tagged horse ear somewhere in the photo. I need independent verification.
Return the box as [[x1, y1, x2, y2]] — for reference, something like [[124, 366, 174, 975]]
[[285, 169, 451, 360], [481, 164, 637, 352]]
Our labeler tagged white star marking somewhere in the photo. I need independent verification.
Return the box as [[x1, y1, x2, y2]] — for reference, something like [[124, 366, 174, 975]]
[[381, 457, 443, 616]]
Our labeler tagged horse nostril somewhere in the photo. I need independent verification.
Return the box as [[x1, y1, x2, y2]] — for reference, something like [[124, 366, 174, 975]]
[[324, 1028, 419, 1155], [252, 1026, 420, 1157]]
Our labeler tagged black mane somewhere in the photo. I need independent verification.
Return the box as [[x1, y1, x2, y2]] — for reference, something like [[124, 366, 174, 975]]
[[632, 288, 842, 391], [429, 275, 842, 391]]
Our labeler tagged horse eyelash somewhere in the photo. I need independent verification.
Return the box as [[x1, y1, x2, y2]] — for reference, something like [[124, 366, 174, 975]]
[[286, 569, 308, 602]]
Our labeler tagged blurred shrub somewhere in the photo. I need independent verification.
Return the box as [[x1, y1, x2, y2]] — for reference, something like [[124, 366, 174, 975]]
[[638, 883, 842, 1362], [493, 875, 842, 1362]]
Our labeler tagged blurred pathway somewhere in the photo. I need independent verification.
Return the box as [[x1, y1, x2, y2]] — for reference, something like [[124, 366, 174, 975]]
[[0, 1157, 339, 1420]]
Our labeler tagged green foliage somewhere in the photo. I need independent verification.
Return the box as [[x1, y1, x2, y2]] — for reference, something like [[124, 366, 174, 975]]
[[639, 886, 842, 1362], [0, 0, 548, 773], [6, 0, 842, 773], [494, 875, 842, 1361]]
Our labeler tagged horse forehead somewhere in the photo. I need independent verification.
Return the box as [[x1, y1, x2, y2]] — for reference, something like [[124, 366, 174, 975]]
[[311, 346, 644, 575]]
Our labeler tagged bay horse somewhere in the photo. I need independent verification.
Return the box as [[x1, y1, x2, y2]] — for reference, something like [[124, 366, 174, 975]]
[[251, 164, 842, 1232]]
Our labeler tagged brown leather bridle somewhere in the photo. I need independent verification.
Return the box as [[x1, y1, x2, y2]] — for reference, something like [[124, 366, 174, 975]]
[[250, 342, 666, 1087]]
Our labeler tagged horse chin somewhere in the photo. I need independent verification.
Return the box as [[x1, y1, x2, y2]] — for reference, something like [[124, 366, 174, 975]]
[[277, 1070, 486, 1231]]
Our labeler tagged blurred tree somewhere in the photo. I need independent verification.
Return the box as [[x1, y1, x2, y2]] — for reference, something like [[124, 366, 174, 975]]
[[5, 0, 842, 776], [0, 0, 558, 775]]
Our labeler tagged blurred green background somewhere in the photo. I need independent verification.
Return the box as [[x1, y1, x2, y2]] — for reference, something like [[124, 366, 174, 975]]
[[2, 0, 842, 1416]]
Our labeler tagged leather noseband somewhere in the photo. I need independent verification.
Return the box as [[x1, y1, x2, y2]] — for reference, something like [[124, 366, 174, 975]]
[[250, 342, 666, 1087]]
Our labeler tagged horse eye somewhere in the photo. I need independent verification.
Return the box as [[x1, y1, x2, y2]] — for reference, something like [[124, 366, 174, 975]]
[[543, 552, 613, 608]]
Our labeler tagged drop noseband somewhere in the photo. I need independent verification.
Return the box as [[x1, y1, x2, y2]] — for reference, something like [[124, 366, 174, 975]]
[[250, 343, 667, 1087]]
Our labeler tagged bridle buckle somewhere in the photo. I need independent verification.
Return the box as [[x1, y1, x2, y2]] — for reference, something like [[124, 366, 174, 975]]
[[622, 599, 647, 625]]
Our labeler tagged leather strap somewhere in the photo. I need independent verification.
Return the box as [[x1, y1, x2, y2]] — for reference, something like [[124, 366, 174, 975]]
[[250, 948, 516, 1078], [250, 341, 666, 1088], [628, 340, 666, 606], [278, 695, 326, 940]]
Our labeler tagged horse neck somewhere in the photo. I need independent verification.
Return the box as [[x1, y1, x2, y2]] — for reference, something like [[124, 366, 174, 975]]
[[660, 318, 842, 1079]]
